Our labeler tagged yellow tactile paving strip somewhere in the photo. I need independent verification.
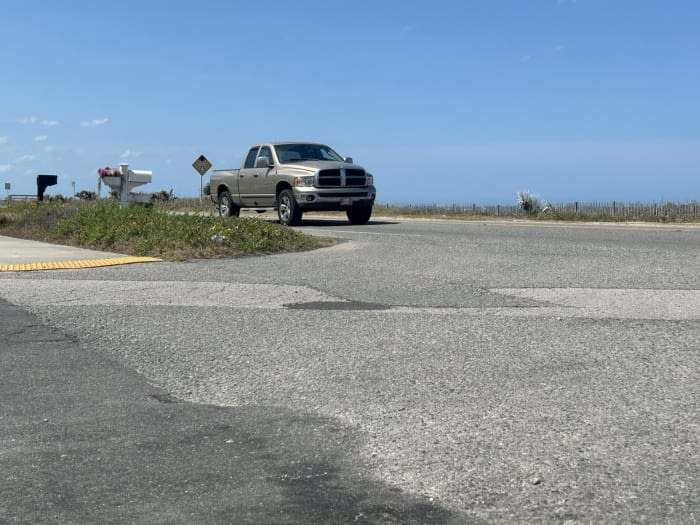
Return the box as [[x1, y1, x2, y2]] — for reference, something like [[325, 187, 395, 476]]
[[0, 256, 162, 272]]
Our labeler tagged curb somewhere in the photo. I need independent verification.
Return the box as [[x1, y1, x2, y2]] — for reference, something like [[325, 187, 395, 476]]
[[0, 256, 162, 272]]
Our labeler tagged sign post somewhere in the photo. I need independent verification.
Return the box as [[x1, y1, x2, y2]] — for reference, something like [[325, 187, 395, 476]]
[[192, 154, 212, 203]]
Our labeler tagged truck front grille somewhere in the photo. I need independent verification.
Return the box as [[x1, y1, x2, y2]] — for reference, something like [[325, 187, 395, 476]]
[[318, 169, 341, 186], [317, 169, 366, 187], [345, 169, 366, 186]]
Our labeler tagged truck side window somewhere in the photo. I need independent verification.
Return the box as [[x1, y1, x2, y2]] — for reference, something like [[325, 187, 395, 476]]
[[244, 147, 259, 169]]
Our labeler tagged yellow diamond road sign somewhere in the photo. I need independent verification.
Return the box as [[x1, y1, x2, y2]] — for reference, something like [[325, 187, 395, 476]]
[[193, 154, 212, 176]]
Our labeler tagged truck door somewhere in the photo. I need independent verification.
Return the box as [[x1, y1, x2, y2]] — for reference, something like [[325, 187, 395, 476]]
[[238, 146, 259, 206], [255, 146, 276, 206]]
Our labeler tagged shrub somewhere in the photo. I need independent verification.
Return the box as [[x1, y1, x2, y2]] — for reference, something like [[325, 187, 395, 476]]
[[151, 189, 175, 202], [45, 194, 67, 203], [75, 190, 97, 201], [517, 191, 545, 216]]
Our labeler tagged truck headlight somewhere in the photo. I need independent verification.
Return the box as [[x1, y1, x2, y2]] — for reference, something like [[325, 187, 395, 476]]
[[293, 176, 315, 187], [365, 173, 374, 186]]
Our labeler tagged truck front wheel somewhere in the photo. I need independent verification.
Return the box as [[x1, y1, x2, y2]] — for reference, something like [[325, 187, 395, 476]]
[[347, 205, 372, 225], [218, 191, 240, 218], [277, 189, 302, 226]]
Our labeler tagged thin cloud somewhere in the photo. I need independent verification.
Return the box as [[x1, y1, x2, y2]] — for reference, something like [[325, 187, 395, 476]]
[[80, 118, 109, 127], [0, 164, 11, 173], [15, 154, 37, 162], [120, 149, 141, 159], [0, 136, 8, 144], [45, 145, 58, 152], [520, 45, 564, 64], [18, 116, 59, 126], [34, 135, 49, 142]]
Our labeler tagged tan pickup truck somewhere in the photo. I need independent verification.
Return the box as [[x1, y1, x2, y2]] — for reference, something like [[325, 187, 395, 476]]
[[207, 142, 376, 225]]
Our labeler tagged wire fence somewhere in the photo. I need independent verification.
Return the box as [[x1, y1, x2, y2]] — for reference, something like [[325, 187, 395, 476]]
[[3, 196, 699, 221], [380, 201, 700, 221], [6, 194, 37, 202], [551, 201, 700, 219]]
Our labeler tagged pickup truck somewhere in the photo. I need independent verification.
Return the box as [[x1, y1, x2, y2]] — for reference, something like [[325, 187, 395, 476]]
[[208, 142, 376, 225]]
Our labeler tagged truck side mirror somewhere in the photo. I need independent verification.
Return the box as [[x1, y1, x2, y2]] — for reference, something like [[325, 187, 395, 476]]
[[255, 156, 272, 169], [344, 157, 353, 164]]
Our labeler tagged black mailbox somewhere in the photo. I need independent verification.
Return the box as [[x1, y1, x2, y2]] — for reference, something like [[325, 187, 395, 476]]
[[37, 174, 58, 201]]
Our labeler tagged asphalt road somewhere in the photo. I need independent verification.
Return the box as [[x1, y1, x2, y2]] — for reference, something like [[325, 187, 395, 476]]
[[1, 217, 699, 524]]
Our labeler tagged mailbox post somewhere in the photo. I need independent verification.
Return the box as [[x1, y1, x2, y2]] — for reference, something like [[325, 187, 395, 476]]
[[118, 163, 130, 206]]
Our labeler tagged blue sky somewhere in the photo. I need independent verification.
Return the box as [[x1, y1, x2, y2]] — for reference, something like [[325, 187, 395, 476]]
[[1, 0, 698, 204]]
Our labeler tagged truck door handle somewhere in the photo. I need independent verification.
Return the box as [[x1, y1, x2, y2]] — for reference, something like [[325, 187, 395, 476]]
[[252, 173, 260, 177]]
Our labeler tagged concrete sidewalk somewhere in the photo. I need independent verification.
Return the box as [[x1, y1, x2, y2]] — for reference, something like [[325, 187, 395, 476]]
[[0, 235, 160, 271]]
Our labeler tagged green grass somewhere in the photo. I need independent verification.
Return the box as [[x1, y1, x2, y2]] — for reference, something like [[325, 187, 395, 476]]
[[0, 201, 331, 260]]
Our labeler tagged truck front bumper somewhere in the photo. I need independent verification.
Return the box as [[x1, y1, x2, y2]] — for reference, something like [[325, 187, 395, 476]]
[[293, 187, 376, 211]]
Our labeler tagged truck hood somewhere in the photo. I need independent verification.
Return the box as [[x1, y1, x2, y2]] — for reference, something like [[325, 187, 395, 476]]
[[281, 160, 365, 173]]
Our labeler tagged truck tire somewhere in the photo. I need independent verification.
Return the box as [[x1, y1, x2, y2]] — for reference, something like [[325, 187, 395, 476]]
[[347, 205, 372, 225], [218, 191, 240, 217], [277, 189, 302, 226]]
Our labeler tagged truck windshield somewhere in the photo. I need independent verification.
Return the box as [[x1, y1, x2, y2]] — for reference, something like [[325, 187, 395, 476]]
[[274, 143, 345, 163]]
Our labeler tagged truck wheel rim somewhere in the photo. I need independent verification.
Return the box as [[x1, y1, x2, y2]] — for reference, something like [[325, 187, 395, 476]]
[[279, 197, 290, 221], [220, 200, 229, 216]]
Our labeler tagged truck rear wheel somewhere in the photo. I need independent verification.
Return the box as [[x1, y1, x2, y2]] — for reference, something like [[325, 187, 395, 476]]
[[347, 205, 372, 225], [277, 189, 302, 226], [218, 191, 240, 217]]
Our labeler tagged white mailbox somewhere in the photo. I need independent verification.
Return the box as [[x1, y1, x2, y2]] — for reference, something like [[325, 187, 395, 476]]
[[128, 169, 152, 184], [99, 163, 153, 206]]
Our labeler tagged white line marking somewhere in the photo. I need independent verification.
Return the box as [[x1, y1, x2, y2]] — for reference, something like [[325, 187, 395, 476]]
[[299, 228, 423, 237]]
